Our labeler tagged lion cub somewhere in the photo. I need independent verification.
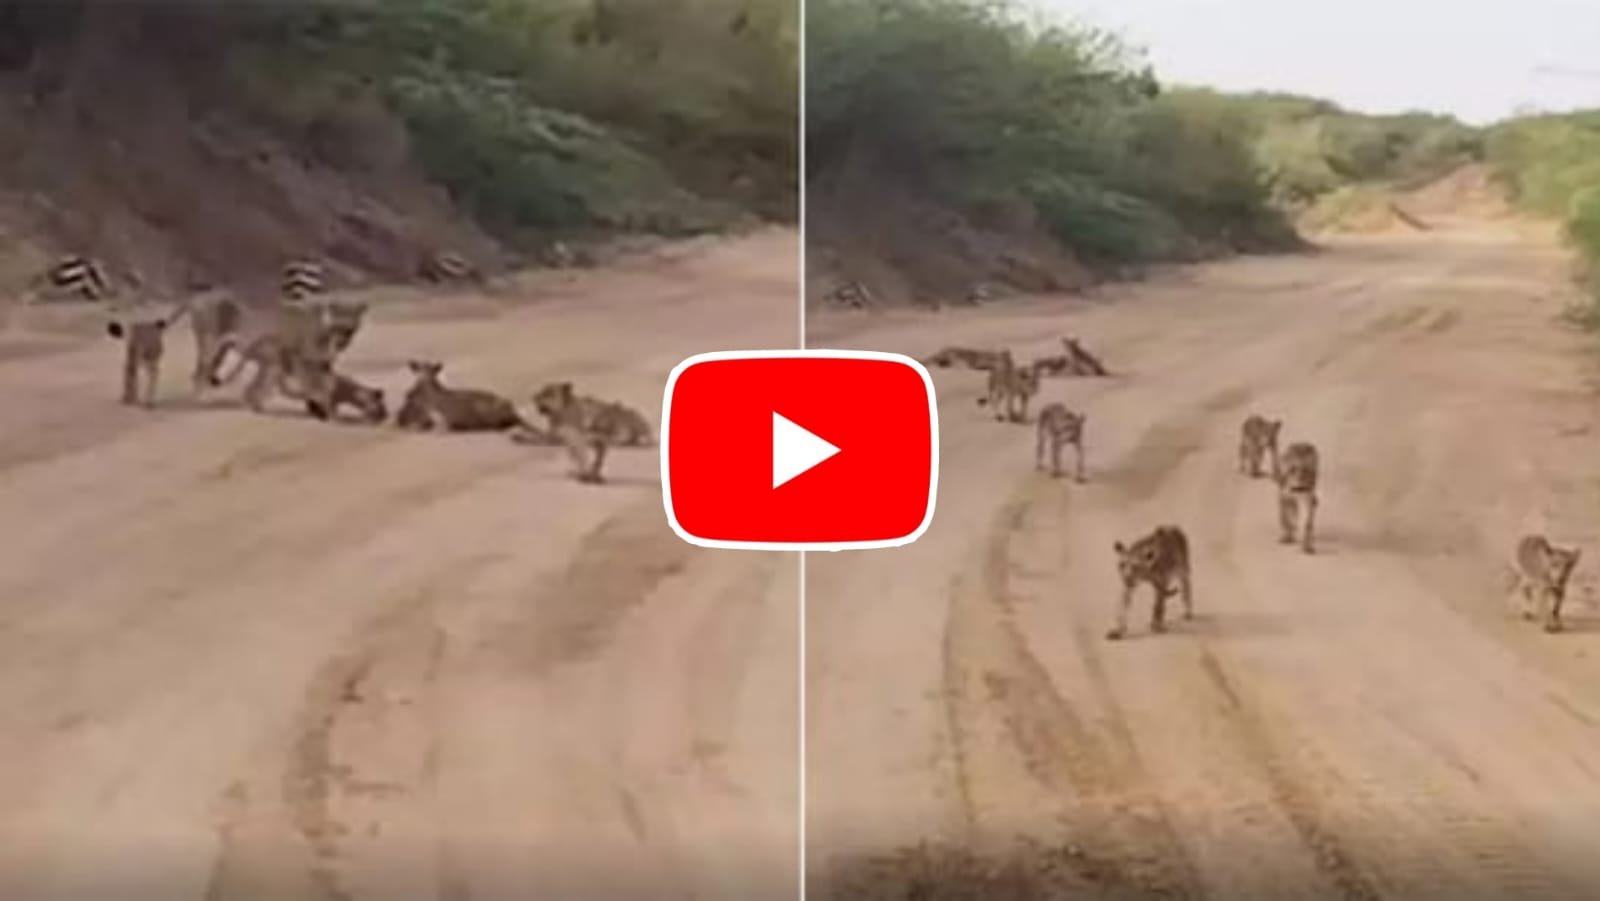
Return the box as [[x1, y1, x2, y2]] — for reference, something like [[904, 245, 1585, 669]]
[[300, 364, 387, 425], [1511, 535, 1581, 633], [926, 346, 1005, 371], [396, 361, 530, 433], [1276, 441, 1319, 553], [1060, 336, 1109, 377], [527, 381, 653, 484], [976, 353, 1039, 422], [1109, 525, 1193, 640], [1237, 415, 1282, 478], [1035, 402, 1086, 481], [106, 305, 187, 407]]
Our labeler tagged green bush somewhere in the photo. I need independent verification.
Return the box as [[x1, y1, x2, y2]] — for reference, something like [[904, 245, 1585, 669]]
[[1024, 175, 1184, 262], [808, 0, 1290, 265], [224, 0, 796, 235], [1185, 91, 1483, 208], [1488, 112, 1600, 311], [388, 71, 712, 233]]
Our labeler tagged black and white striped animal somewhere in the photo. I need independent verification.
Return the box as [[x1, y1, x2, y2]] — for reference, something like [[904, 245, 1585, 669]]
[[281, 259, 327, 300]]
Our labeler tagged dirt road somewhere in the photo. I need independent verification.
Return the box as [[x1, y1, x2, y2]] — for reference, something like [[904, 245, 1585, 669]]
[[807, 217, 1600, 899], [0, 229, 799, 900]]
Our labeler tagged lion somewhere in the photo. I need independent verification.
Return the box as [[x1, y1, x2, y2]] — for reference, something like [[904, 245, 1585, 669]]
[[1511, 535, 1582, 633], [1032, 354, 1074, 377], [206, 304, 356, 416], [105, 303, 188, 407], [525, 385, 654, 448], [1035, 402, 1086, 481], [526, 381, 651, 484], [297, 362, 387, 425], [1061, 336, 1109, 376], [1237, 415, 1283, 479], [395, 360, 536, 433], [925, 346, 1005, 370], [1109, 525, 1193, 640], [187, 290, 368, 398], [976, 352, 1039, 422], [1276, 441, 1320, 554]]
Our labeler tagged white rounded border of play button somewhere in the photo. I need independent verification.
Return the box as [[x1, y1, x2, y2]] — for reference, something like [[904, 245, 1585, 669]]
[[660, 348, 940, 552]]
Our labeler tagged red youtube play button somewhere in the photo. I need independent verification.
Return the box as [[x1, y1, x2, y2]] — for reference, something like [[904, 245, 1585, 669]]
[[661, 350, 939, 550]]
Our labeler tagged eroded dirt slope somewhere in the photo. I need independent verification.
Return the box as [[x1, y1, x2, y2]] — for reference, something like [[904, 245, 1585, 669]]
[[0, 228, 799, 900], [807, 217, 1600, 899]]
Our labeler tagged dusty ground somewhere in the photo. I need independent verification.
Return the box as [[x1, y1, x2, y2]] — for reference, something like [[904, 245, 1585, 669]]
[[807, 214, 1600, 899], [0, 229, 799, 900]]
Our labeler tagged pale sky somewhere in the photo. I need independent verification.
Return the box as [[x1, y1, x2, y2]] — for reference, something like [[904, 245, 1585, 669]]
[[1031, 0, 1600, 124]]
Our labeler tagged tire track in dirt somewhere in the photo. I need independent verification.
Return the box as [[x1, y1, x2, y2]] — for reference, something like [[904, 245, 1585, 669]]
[[485, 501, 696, 677], [1021, 317, 1416, 899], [937, 484, 1202, 898], [205, 552, 497, 901], [1177, 343, 1427, 901], [0, 451, 545, 730], [1104, 386, 1253, 502], [1194, 653, 1381, 901], [1279, 341, 1600, 899], [812, 240, 1505, 899], [206, 498, 689, 901], [1181, 322, 1600, 900]]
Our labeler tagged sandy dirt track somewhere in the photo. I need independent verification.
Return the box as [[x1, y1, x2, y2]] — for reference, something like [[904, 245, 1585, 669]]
[[0, 229, 799, 900], [807, 217, 1600, 899]]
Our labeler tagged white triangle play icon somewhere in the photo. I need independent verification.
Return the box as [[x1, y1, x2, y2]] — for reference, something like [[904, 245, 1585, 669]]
[[772, 411, 841, 489]]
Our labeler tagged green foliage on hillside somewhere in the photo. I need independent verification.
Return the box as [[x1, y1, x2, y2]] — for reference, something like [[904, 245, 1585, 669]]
[[807, 0, 1294, 266], [1173, 89, 1484, 207], [6, 0, 797, 239], [241, 0, 796, 234], [1487, 111, 1600, 303]]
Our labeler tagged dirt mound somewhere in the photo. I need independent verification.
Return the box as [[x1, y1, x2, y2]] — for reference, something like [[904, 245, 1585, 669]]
[[1297, 186, 1430, 236], [1300, 165, 1515, 237], [1398, 163, 1511, 219]]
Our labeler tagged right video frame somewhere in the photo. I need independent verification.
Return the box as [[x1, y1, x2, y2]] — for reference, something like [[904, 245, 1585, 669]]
[[804, 1, 1600, 898]]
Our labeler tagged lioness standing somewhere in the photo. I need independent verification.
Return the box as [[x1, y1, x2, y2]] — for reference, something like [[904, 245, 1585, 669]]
[[187, 291, 368, 397], [1109, 525, 1193, 640]]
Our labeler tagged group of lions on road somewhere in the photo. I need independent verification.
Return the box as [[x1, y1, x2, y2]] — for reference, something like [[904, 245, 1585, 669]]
[[926, 338, 1321, 640], [930, 334, 1587, 639], [925, 336, 1102, 483], [103, 288, 654, 485], [1237, 412, 1584, 634], [1108, 414, 1321, 642]]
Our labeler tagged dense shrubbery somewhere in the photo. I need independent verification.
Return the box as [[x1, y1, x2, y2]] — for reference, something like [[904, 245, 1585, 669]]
[[808, 0, 1494, 271], [146, 0, 796, 236], [807, 0, 1291, 266], [1487, 112, 1600, 301], [1162, 90, 1483, 208]]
